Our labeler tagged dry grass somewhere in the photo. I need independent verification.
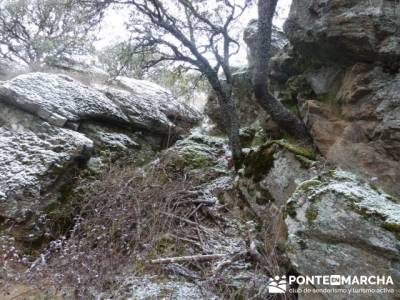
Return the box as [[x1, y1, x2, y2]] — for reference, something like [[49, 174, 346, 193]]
[[0, 135, 297, 299], [20, 157, 225, 298]]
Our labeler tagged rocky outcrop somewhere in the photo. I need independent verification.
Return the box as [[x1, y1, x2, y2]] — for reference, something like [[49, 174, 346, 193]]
[[0, 72, 200, 136], [243, 20, 287, 68], [222, 1, 400, 197], [233, 140, 317, 257], [236, 140, 399, 298], [0, 71, 201, 241], [48, 55, 110, 81], [161, 131, 228, 172], [258, 0, 400, 197], [221, 2, 400, 296], [0, 73, 129, 129], [0, 103, 93, 222], [286, 170, 400, 299], [98, 76, 201, 135], [284, 0, 400, 71], [301, 66, 400, 196]]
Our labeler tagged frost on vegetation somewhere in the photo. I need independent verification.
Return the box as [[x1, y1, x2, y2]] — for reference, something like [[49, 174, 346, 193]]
[[117, 276, 218, 300]]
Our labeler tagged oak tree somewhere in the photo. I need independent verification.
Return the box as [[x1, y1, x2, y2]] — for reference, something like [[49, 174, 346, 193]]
[[0, 0, 105, 64], [95, 0, 249, 169]]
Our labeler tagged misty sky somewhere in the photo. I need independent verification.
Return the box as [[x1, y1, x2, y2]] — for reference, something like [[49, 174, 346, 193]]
[[96, 0, 293, 51]]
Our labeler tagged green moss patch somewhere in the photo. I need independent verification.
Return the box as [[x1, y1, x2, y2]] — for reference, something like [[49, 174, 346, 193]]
[[243, 143, 277, 181], [383, 222, 400, 234], [273, 139, 315, 160], [243, 139, 315, 181]]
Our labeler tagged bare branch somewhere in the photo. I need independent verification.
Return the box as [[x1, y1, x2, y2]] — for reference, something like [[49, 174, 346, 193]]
[[94, 0, 249, 168]]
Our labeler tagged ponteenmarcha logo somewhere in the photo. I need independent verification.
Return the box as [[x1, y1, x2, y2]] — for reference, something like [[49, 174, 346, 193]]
[[267, 275, 287, 293], [288, 275, 393, 286], [267, 274, 394, 295]]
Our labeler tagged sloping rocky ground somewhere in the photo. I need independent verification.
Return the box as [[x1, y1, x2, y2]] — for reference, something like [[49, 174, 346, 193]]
[[5, 128, 395, 299]]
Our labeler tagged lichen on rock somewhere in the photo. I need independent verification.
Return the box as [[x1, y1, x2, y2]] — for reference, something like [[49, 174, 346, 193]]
[[162, 132, 227, 171], [285, 170, 400, 298]]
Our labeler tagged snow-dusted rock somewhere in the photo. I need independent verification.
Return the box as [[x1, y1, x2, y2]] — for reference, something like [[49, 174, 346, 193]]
[[0, 72, 129, 129], [48, 55, 110, 81], [98, 76, 202, 135], [0, 71, 200, 239], [114, 76, 202, 127], [0, 103, 93, 222], [243, 19, 287, 68], [0, 58, 28, 80], [286, 170, 400, 299], [285, 0, 400, 69], [0, 72, 201, 136], [80, 122, 141, 151]]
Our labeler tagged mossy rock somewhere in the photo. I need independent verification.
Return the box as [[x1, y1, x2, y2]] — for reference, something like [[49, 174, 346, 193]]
[[295, 155, 314, 168], [285, 170, 400, 291], [291, 179, 322, 197], [181, 141, 218, 168], [289, 170, 400, 234], [243, 143, 277, 181], [244, 139, 315, 181], [383, 222, 400, 234], [273, 139, 315, 160], [187, 133, 225, 148], [163, 134, 224, 171], [180, 147, 213, 169]]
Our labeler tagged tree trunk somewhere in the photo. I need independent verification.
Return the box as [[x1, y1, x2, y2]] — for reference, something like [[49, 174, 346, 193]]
[[205, 71, 243, 169], [253, 0, 311, 142], [216, 92, 243, 170]]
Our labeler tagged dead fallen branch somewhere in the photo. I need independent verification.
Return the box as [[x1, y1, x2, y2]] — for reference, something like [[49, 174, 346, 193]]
[[149, 253, 228, 264]]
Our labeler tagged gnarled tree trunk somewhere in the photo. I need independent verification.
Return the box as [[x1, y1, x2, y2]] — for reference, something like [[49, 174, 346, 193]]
[[207, 73, 243, 170], [253, 0, 311, 142], [216, 91, 243, 170]]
